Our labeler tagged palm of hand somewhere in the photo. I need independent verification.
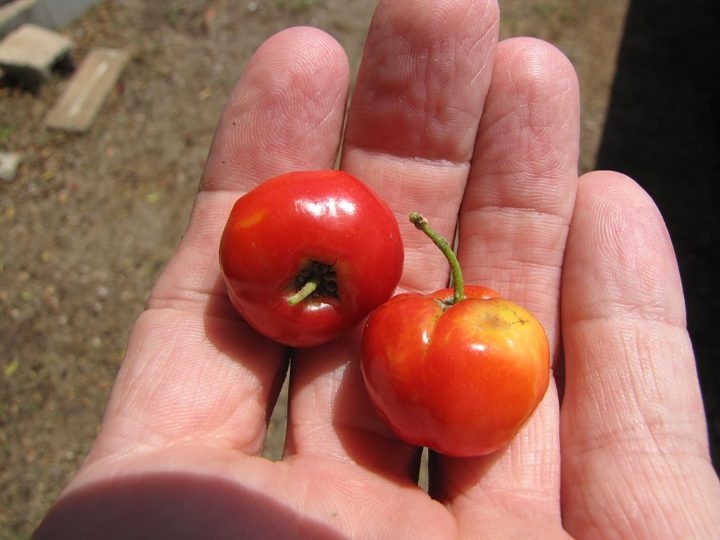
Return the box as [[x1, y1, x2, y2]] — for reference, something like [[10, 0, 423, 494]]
[[35, 1, 720, 538]]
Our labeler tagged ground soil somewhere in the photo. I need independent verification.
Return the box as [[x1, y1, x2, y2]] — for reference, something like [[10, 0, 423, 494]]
[[4, 0, 716, 537]]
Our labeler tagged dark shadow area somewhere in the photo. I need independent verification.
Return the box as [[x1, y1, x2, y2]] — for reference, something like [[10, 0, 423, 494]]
[[596, 0, 720, 470], [31, 471, 345, 539]]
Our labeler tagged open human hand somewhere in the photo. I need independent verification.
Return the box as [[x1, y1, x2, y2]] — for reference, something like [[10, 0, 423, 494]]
[[34, 1, 720, 538]]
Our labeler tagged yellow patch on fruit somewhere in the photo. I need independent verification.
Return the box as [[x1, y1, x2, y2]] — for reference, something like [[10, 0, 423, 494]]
[[237, 210, 266, 229]]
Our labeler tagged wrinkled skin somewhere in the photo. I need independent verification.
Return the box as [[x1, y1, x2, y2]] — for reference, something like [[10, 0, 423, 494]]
[[34, 1, 720, 538]]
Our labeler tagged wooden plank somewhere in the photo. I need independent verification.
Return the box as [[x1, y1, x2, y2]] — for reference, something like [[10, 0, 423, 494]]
[[44, 47, 129, 133]]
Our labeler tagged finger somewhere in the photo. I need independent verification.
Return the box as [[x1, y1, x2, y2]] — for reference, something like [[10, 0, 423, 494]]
[[560, 172, 720, 538], [200, 27, 351, 193], [342, 0, 500, 293], [87, 27, 351, 461], [285, 0, 500, 479], [431, 37, 580, 535], [457, 37, 579, 337]]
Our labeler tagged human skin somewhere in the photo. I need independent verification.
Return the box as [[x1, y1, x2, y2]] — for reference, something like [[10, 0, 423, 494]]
[[33, 0, 720, 538]]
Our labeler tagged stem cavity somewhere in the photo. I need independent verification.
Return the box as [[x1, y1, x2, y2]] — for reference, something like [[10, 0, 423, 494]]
[[287, 260, 338, 306], [409, 212, 465, 304]]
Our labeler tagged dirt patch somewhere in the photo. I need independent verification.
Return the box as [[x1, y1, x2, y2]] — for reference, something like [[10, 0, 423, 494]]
[[1, 0, 643, 536]]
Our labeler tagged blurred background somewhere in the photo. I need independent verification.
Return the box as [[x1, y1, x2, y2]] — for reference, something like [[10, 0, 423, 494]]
[[1, 0, 717, 536]]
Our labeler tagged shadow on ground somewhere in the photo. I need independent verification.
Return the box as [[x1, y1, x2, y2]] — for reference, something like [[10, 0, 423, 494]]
[[596, 0, 720, 470]]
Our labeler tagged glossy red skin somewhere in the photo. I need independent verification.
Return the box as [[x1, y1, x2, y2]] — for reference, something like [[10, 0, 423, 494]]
[[219, 170, 403, 347], [361, 285, 550, 457]]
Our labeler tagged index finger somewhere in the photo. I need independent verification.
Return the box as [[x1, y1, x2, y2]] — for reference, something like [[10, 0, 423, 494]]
[[87, 27, 352, 460]]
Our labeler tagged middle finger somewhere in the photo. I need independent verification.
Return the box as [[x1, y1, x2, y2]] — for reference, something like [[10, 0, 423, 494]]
[[285, 0, 501, 480]]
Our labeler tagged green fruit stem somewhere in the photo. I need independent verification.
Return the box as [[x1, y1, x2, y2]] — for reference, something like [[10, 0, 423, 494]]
[[409, 212, 465, 304], [287, 280, 319, 306]]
